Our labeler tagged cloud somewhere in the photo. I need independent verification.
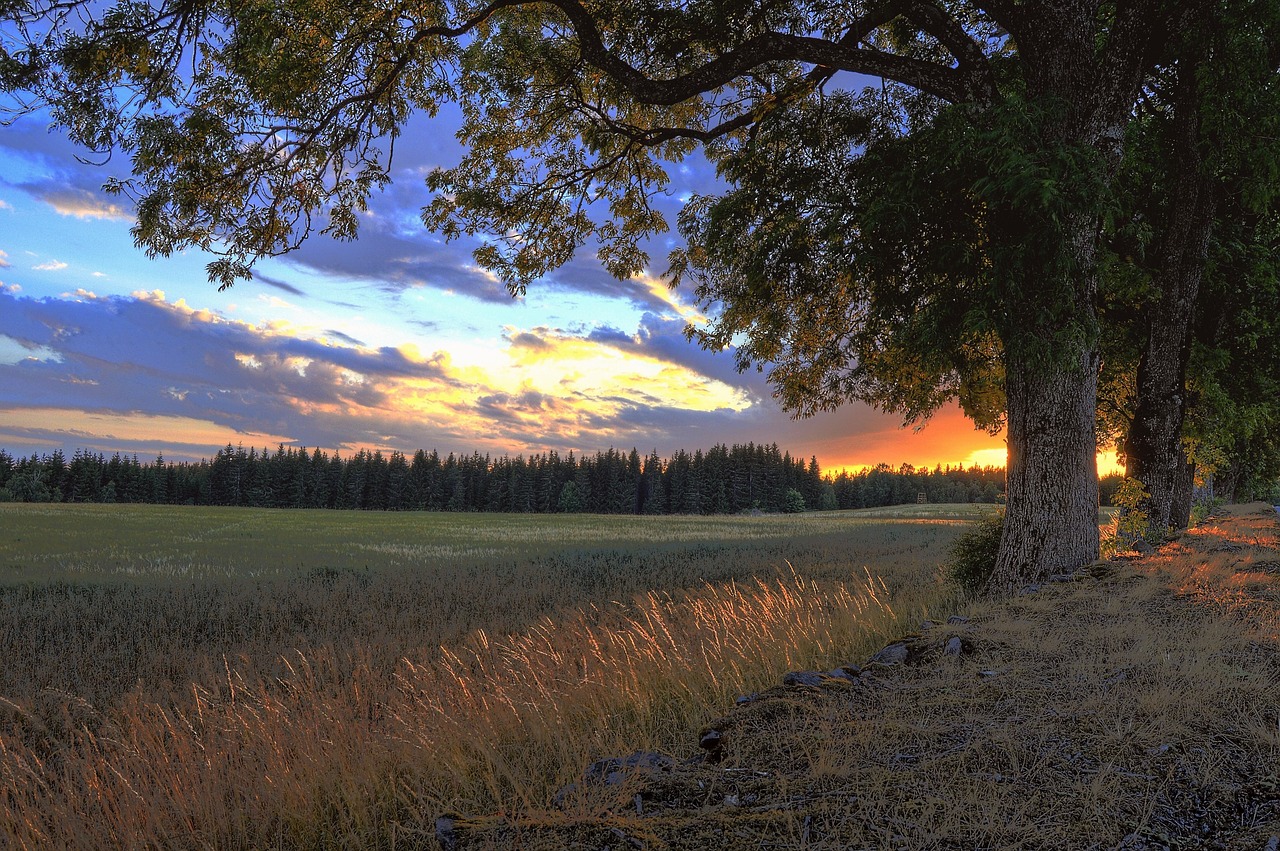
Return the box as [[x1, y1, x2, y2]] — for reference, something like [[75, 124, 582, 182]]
[[0, 333, 62, 365], [252, 272, 308, 297], [0, 285, 1010, 467], [34, 186, 130, 221], [33, 259, 68, 271], [0, 200, 13, 211], [0, 288, 760, 461], [0, 408, 294, 461], [323, 328, 366, 347], [0, 250, 9, 268]]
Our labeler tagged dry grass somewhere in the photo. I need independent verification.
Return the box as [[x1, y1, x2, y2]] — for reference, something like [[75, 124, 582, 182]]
[[444, 504, 1280, 850], [0, 503, 967, 849]]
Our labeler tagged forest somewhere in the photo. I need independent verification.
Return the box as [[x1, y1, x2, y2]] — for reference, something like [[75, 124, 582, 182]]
[[0, 443, 1013, 514]]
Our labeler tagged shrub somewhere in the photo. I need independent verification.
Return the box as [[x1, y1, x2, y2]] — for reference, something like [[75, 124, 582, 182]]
[[946, 511, 1004, 594], [1190, 495, 1224, 527], [783, 488, 806, 513], [1101, 477, 1156, 557]]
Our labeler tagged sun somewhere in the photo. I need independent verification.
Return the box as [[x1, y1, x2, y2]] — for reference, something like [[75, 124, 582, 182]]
[[964, 446, 1126, 476]]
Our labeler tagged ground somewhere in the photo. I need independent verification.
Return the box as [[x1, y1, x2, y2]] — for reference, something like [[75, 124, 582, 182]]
[[441, 505, 1280, 850]]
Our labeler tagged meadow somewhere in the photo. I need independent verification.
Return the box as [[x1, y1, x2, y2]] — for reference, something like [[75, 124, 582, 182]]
[[0, 502, 985, 849]]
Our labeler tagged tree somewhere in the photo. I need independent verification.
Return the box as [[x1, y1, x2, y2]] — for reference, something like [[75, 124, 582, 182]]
[[557, 479, 585, 513], [3, 0, 1188, 591], [783, 488, 806, 513], [1099, 0, 1280, 532]]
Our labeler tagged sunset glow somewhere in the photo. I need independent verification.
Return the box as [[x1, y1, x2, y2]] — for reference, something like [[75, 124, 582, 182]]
[[0, 109, 1077, 472]]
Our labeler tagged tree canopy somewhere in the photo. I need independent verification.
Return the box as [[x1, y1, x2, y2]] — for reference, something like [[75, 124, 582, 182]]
[[1096, 0, 1280, 530], [3, 0, 1227, 591]]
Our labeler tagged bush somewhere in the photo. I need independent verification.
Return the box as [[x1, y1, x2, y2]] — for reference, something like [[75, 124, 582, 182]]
[[946, 511, 1004, 594], [782, 488, 806, 513], [1101, 477, 1157, 557], [1190, 495, 1224, 527]]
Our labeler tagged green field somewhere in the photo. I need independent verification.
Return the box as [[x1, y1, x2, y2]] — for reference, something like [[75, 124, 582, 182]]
[[0, 502, 988, 849], [0, 500, 995, 580]]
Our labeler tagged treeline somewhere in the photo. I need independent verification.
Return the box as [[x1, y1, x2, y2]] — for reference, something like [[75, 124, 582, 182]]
[[0, 444, 1008, 514]]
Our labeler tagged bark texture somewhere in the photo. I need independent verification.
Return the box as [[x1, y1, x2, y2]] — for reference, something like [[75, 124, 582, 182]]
[[988, 348, 1101, 594], [1124, 60, 1217, 532], [1170, 454, 1194, 529]]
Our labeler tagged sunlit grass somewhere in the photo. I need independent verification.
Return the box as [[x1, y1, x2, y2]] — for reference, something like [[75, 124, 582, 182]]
[[0, 502, 971, 849]]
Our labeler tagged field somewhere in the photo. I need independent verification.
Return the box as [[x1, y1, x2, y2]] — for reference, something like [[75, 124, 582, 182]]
[[0, 502, 985, 849]]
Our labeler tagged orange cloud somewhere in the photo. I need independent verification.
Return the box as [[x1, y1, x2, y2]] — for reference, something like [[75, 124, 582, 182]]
[[0, 408, 294, 451]]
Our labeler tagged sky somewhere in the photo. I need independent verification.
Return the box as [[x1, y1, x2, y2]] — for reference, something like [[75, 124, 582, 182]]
[[0, 104, 1035, 473]]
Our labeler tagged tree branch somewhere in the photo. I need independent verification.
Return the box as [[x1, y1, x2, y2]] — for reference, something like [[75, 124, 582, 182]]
[[544, 0, 985, 105]]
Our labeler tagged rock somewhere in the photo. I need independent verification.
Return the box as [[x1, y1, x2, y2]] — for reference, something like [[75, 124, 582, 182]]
[[609, 826, 646, 848], [868, 642, 910, 666], [735, 692, 759, 706], [1264, 835, 1278, 851], [1019, 583, 1041, 595], [699, 729, 723, 751], [782, 670, 826, 688], [435, 816, 458, 851], [827, 665, 860, 680], [1132, 539, 1155, 555], [921, 620, 936, 630], [943, 636, 964, 656], [946, 615, 970, 625], [551, 783, 576, 808], [582, 751, 673, 786]]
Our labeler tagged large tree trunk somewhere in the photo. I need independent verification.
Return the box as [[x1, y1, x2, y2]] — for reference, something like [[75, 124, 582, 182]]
[[978, 4, 1165, 593], [1123, 59, 1217, 532], [987, 347, 1101, 594], [1170, 453, 1194, 529]]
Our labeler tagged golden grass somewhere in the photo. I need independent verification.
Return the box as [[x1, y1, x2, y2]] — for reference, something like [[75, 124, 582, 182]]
[[443, 504, 1280, 849], [0, 503, 965, 849]]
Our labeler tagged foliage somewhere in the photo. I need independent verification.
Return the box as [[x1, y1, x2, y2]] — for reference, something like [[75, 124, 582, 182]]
[[1095, 0, 1280, 519], [0, 444, 1010, 515], [818, 484, 838, 512], [0, 0, 1011, 290], [556, 479, 584, 513], [674, 85, 1119, 429], [1189, 495, 1225, 527], [945, 510, 1004, 595], [782, 488, 805, 513], [1101, 477, 1155, 557], [1098, 473, 1126, 508]]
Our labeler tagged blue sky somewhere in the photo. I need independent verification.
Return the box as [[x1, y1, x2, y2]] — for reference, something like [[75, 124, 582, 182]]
[[0, 105, 1015, 470]]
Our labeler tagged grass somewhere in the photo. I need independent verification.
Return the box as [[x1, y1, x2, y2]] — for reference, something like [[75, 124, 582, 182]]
[[0, 502, 980, 849], [444, 504, 1280, 849]]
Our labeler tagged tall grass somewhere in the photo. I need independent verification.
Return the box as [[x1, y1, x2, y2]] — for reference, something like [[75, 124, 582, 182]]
[[0, 504, 967, 848]]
